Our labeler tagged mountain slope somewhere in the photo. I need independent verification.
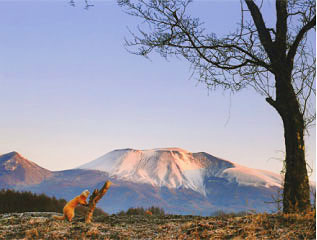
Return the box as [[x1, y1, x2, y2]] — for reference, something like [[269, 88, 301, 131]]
[[80, 148, 214, 195], [0, 152, 52, 187], [23, 168, 280, 214], [79, 148, 282, 196]]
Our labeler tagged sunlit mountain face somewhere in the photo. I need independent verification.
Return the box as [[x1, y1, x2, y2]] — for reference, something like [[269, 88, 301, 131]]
[[79, 148, 282, 196], [0, 152, 52, 187]]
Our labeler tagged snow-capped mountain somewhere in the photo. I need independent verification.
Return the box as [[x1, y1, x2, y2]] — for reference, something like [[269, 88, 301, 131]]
[[79, 148, 282, 196], [1, 149, 296, 214]]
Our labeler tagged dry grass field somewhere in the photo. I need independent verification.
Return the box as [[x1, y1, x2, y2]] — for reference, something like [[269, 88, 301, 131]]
[[0, 211, 315, 239]]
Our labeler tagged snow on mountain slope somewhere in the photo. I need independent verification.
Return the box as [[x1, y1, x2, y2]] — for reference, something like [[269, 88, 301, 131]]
[[80, 148, 208, 194], [219, 163, 281, 188], [79, 148, 282, 195]]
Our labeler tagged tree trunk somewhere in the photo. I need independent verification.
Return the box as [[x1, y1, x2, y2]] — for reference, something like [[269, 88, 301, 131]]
[[85, 180, 112, 223], [269, 74, 311, 213], [281, 110, 310, 213]]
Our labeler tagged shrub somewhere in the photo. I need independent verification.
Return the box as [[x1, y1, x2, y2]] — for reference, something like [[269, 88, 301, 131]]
[[210, 210, 252, 217], [118, 206, 165, 216]]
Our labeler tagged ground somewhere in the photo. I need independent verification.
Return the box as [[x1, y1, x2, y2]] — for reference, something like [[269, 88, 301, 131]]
[[0, 211, 315, 239]]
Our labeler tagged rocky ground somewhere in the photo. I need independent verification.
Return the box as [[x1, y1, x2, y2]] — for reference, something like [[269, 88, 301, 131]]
[[0, 211, 315, 239]]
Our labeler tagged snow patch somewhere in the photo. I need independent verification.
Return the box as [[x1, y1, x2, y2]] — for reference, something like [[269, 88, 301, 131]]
[[220, 164, 282, 188]]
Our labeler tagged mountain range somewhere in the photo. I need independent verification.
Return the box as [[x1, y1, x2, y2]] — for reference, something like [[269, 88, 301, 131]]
[[0, 148, 311, 215]]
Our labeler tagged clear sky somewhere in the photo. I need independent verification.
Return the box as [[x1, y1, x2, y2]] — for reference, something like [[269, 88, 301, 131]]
[[0, 0, 315, 180]]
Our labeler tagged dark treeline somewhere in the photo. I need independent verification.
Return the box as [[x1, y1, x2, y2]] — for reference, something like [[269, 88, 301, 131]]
[[0, 189, 107, 217], [0, 189, 66, 214]]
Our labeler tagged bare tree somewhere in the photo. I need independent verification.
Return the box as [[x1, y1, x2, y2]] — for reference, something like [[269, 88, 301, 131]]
[[85, 181, 112, 223], [118, 0, 316, 213]]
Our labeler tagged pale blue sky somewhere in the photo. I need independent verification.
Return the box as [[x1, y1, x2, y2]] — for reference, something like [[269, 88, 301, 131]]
[[0, 0, 315, 180]]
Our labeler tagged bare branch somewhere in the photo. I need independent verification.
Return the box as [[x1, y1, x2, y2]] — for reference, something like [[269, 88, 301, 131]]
[[244, 0, 275, 60], [287, 15, 316, 66], [275, 0, 287, 56]]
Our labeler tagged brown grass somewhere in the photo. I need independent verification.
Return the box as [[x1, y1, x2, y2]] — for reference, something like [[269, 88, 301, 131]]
[[0, 211, 315, 239]]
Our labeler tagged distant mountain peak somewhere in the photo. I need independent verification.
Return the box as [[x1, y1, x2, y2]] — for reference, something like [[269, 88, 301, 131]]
[[1, 151, 20, 159], [0, 151, 52, 186], [80, 148, 282, 195], [153, 147, 189, 152], [111, 147, 189, 153]]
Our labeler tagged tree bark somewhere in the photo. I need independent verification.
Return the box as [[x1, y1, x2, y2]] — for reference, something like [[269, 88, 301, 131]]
[[281, 108, 310, 213], [268, 73, 311, 213], [85, 180, 112, 223]]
